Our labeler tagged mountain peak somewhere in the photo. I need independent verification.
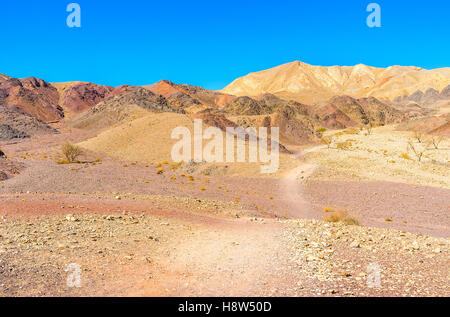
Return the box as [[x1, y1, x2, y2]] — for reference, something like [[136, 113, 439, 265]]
[[221, 61, 450, 103]]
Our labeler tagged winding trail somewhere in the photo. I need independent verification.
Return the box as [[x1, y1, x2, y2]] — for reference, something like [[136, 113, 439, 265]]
[[280, 145, 324, 219]]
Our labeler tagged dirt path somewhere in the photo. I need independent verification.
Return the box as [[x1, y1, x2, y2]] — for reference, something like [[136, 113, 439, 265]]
[[0, 194, 308, 296], [279, 146, 323, 219], [2, 194, 448, 297], [131, 218, 307, 297]]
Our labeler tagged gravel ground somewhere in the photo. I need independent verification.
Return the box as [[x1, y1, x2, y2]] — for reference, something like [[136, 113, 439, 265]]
[[0, 130, 448, 297], [1, 210, 448, 297]]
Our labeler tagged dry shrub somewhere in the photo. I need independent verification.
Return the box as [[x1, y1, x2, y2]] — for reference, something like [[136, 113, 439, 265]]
[[343, 127, 360, 135], [336, 141, 353, 151], [413, 130, 424, 143], [407, 140, 429, 162], [400, 153, 411, 160], [364, 123, 373, 136], [61, 142, 83, 163], [430, 136, 443, 150], [321, 136, 334, 149], [324, 208, 359, 226]]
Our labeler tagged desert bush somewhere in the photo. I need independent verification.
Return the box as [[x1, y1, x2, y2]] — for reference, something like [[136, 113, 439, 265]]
[[336, 141, 352, 151], [320, 135, 334, 149], [61, 142, 83, 163], [0, 147, 5, 158], [324, 208, 359, 226], [400, 153, 411, 160]]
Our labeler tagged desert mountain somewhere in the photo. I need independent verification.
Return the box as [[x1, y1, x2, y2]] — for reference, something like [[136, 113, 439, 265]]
[[145, 80, 235, 112], [315, 96, 405, 128], [222, 93, 310, 116], [221, 61, 450, 104], [0, 75, 63, 122], [53, 82, 139, 117], [71, 87, 184, 130], [395, 85, 450, 105]]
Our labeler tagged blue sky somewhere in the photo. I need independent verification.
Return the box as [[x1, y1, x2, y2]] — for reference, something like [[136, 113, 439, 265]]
[[0, 0, 449, 90]]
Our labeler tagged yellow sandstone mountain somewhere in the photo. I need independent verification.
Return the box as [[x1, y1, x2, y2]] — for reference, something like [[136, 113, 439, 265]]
[[221, 61, 450, 104]]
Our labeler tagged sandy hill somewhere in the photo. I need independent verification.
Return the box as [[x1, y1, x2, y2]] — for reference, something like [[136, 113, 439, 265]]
[[78, 111, 296, 177], [78, 112, 192, 163], [0, 75, 63, 122], [221, 61, 450, 104]]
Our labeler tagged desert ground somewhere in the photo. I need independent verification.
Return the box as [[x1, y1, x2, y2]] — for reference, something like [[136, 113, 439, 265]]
[[1, 123, 449, 297], [0, 66, 449, 297]]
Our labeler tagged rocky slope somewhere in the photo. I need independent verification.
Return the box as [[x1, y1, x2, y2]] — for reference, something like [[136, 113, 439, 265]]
[[71, 88, 184, 130], [313, 96, 405, 129], [0, 105, 58, 140], [146, 80, 235, 112], [397, 113, 450, 137], [395, 85, 450, 105], [222, 61, 450, 104], [0, 75, 63, 122], [55, 82, 140, 114]]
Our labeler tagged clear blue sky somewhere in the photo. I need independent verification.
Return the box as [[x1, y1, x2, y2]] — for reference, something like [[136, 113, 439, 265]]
[[0, 0, 449, 90]]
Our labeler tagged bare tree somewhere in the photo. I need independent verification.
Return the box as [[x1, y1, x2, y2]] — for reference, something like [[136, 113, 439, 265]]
[[413, 130, 424, 143], [363, 116, 374, 136], [429, 136, 443, 150], [365, 123, 373, 135], [407, 140, 429, 162]]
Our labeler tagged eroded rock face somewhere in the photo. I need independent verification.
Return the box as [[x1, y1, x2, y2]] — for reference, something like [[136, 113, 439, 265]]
[[224, 96, 273, 115], [0, 105, 58, 140], [0, 124, 29, 141], [71, 88, 184, 130], [395, 84, 450, 105], [441, 85, 450, 98], [61, 83, 114, 113], [147, 80, 236, 110], [0, 76, 63, 122], [0, 170, 7, 181]]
